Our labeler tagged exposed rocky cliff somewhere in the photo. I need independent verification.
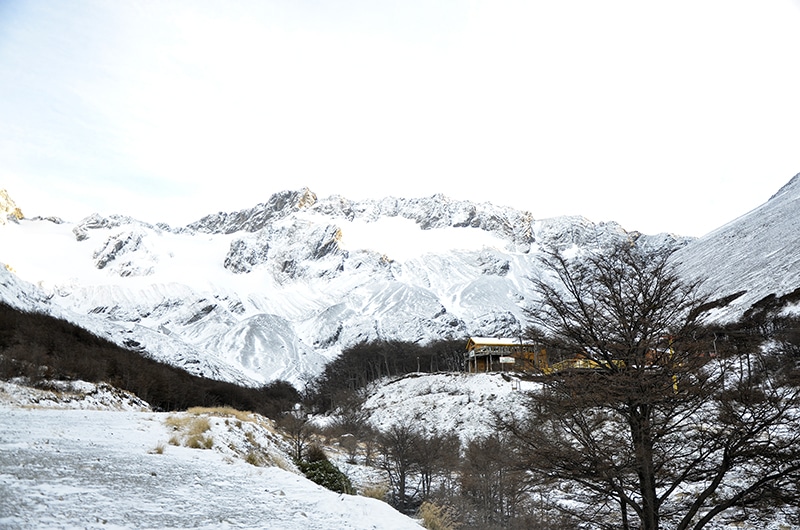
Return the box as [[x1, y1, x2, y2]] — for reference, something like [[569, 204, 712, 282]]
[[0, 189, 24, 224]]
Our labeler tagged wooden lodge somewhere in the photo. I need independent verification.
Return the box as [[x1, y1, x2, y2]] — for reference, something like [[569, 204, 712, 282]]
[[466, 337, 547, 373]]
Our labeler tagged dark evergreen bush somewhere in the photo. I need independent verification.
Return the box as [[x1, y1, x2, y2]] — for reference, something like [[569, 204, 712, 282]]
[[296, 458, 354, 494]]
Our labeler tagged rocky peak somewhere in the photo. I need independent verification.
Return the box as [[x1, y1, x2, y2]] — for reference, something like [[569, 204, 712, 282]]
[[72, 213, 157, 241], [0, 189, 24, 224], [187, 188, 317, 234], [310, 193, 536, 251], [183, 189, 689, 256]]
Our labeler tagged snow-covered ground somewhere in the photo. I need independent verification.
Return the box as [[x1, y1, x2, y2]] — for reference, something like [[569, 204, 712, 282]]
[[363, 372, 539, 444], [0, 381, 421, 530], [2, 368, 798, 530]]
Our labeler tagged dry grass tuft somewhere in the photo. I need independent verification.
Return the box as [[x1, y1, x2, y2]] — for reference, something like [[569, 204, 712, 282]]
[[361, 483, 389, 501], [165, 413, 214, 450], [186, 433, 214, 449], [165, 414, 192, 430], [418, 501, 457, 530], [186, 406, 254, 423], [245, 450, 270, 467], [186, 416, 211, 436], [245, 431, 257, 445]]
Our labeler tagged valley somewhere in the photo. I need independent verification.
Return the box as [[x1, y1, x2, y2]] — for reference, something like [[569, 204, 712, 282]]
[[2, 177, 800, 529]]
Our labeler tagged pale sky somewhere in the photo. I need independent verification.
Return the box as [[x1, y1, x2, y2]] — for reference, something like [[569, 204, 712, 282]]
[[1, 0, 799, 237]]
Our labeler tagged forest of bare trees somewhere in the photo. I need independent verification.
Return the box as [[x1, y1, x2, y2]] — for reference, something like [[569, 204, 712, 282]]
[[308, 338, 466, 411]]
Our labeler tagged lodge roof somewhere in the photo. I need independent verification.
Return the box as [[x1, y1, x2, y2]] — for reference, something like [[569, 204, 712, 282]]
[[468, 337, 521, 346]]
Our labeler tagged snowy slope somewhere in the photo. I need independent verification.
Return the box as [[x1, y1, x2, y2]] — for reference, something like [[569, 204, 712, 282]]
[[0, 265, 261, 385], [363, 372, 540, 444], [0, 381, 422, 530], [671, 172, 800, 323], [0, 188, 692, 387]]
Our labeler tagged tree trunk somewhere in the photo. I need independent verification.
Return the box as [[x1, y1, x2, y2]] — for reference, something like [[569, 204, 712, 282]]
[[398, 467, 407, 511], [630, 403, 659, 530], [620, 493, 630, 530]]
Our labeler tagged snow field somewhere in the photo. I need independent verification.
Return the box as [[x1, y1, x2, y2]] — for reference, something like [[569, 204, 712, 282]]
[[0, 381, 422, 530]]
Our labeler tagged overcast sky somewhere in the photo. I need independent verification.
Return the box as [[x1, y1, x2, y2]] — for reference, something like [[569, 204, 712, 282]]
[[1, 0, 799, 236]]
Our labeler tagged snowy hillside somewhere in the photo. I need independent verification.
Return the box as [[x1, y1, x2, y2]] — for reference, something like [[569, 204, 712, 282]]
[[0, 264, 261, 385], [363, 372, 539, 444], [0, 380, 422, 529], [323, 371, 800, 530], [0, 188, 691, 387], [671, 172, 800, 323]]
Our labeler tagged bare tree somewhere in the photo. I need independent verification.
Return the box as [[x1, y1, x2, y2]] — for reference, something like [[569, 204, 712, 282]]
[[278, 409, 313, 461], [459, 434, 530, 527], [330, 404, 376, 464], [414, 431, 459, 501], [506, 244, 800, 530], [378, 422, 421, 513]]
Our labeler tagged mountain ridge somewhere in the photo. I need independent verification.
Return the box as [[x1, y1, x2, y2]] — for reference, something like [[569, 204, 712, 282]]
[[2, 181, 795, 387], [671, 172, 800, 323]]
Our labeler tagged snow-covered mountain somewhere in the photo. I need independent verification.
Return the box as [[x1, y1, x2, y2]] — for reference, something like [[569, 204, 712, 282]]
[[671, 172, 800, 323], [4, 183, 781, 388], [0, 251, 260, 385]]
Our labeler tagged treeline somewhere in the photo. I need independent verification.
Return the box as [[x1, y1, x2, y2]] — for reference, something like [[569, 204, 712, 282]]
[[0, 302, 298, 417], [308, 338, 467, 411], [372, 424, 556, 528], [0, 301, 472, 416], [285, 411, 567, 529], [693, 287, 800, 361]]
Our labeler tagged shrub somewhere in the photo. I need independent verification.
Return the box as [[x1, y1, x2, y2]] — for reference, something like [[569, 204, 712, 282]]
[[304, 443, 328, 463], [245, 450, 268, 467], [419, 501, 457, 530], [296, 458, 354, 494]]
